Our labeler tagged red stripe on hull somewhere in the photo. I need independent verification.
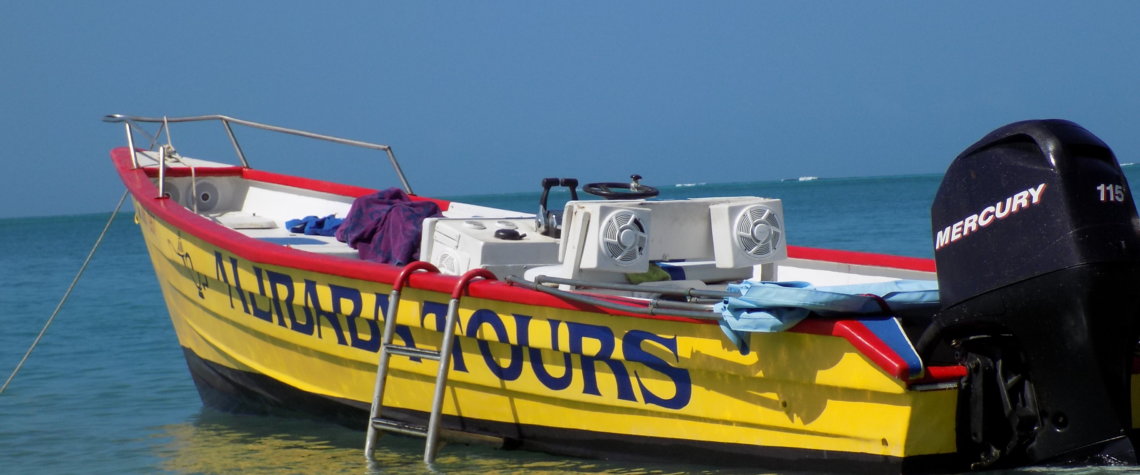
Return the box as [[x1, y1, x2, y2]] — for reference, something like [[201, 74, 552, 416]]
[[788, 245, 936, 273]]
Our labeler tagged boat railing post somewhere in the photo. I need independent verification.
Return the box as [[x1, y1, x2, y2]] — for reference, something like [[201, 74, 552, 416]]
[[220, 118, 250, 168], [156, 117, 178, 200], [157, 145, 168, 200], [385, 147, 413, 195], [124, 122, 139, 169]]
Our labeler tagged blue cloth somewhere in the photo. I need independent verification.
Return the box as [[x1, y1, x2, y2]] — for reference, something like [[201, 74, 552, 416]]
[[714, 280, 939, 353], [335, 188, 441, 265], [285, 214, 343, 236]]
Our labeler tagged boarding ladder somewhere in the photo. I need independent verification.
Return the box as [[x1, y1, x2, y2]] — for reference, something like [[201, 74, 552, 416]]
[[364, 264, 497, 464]]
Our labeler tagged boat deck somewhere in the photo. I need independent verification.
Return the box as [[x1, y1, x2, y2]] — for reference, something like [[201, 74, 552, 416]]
[[145, 153, 934, 293]]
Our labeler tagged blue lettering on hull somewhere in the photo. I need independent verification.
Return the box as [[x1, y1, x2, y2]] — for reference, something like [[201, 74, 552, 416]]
[[207, 251, 692, 409]]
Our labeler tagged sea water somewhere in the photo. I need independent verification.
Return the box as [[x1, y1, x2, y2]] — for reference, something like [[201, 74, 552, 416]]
[[3, 170, 1140, 474]]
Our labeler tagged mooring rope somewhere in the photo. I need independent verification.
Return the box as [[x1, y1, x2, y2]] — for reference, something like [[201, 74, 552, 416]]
[[0, 190, 128, 394]]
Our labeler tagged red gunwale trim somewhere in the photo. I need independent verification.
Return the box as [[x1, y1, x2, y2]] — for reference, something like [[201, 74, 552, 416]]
[[792, 319, 910, 380], [393, 262, 440, 292], [452, 269, 499, 299], [246, 168, 453, 211], [132, 153, 451, 210], [787, 245, 936, 273], [143, 166, 247, 178], [792, 318, 966, 384], [920, 365, 968, 383], [243, 168, 377, 199]]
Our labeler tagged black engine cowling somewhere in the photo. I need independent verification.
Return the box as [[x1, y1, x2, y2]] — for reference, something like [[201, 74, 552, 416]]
[[924, 119, 1140, 468]]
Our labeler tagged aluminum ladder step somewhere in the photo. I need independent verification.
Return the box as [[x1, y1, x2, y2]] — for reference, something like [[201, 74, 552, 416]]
[[370, 417, 429, 438], [383, 344, 441, 361]]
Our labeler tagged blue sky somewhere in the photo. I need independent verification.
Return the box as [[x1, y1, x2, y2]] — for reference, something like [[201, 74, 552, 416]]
[[3, 2, 1139, 218]]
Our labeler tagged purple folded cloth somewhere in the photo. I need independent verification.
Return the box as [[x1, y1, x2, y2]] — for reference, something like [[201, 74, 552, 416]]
[[335, 188, 441, 265]]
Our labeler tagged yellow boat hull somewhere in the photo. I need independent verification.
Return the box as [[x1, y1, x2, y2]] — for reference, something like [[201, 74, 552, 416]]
[[133, 201, 959, 470]]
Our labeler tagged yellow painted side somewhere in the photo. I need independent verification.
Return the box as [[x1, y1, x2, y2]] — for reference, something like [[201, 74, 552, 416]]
[[134, 203, 959, 459]]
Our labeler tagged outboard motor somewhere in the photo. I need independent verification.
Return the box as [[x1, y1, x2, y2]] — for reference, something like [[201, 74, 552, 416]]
[[923, 120, 1140, 468]]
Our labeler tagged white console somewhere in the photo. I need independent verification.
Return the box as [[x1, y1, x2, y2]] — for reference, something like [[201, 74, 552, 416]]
[[420, 217, 561, 278], [422, 197, 788, 285]]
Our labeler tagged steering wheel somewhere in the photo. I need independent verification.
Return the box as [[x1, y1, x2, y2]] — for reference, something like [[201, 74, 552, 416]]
[[583, 174, 660, 200]]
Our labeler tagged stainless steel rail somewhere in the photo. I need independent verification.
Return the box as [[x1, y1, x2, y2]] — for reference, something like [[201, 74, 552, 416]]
[[532, 274, 737, 300], [505, 276, 723, 320], [103, 114, 414, 194]]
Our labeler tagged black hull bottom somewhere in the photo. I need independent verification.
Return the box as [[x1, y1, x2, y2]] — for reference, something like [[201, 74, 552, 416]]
[[182, 347, 956, 473]]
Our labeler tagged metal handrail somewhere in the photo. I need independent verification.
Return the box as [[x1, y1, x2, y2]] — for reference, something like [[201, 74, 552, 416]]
[[505, 276, 722, 320], [103, 114, 414, 194], [532, 274, 737, 300]]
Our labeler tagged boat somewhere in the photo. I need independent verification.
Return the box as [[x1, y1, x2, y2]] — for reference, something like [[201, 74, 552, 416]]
[[105, 114, 1140, 472]]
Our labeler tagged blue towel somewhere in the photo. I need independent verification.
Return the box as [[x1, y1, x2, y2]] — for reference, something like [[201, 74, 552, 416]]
[[714, 280, 939, 353], [285, 214, 343, 236]]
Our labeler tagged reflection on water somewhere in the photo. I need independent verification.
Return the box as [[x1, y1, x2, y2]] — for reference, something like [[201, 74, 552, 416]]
[[155, 411, 371, 474], [152, 409, 1140, 474], [152, 410, 1140, 475], [153, 409, 731, 474]]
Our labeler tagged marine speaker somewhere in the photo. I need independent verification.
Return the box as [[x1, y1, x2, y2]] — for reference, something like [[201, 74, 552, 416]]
[[734, 204, 783, 260], [436, 250, 462, 276], [191, 180, 221, 213], [160, 180, 183, 205], [710, 198, 787, 268], [599, 209, 648, 266]]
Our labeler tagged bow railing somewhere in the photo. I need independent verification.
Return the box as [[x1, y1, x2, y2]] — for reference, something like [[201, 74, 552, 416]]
[[103, 114, 413, 195]]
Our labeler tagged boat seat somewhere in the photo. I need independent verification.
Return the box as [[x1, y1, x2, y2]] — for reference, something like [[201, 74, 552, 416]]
[[210, 212, 277, 230]]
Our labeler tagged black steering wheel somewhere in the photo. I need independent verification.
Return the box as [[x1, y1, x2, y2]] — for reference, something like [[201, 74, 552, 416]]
[[583, 174, 660, 200]]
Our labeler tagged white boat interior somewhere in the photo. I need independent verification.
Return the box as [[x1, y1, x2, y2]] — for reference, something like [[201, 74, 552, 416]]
[[135, 149, 932, 303]]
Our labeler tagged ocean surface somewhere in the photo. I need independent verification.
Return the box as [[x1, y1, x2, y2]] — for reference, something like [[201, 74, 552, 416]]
[[4, 170, 1140, 474]]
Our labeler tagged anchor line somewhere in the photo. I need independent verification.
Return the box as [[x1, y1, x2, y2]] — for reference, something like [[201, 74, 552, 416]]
[[0, 190, 128, 394]]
